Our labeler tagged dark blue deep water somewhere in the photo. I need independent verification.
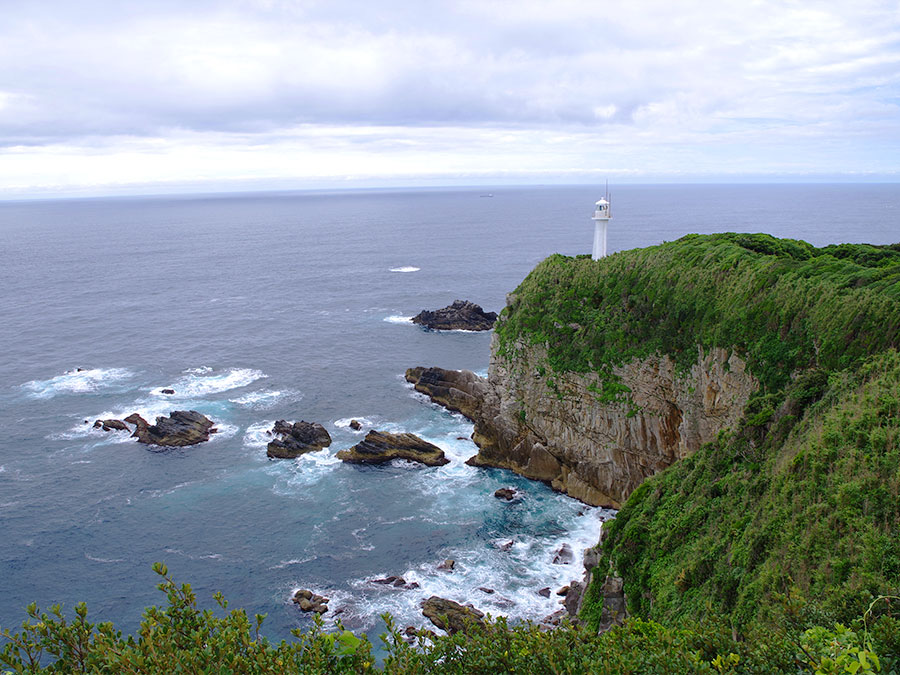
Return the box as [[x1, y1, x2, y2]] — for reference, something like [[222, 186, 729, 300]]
[[0, 184, 897, 646]]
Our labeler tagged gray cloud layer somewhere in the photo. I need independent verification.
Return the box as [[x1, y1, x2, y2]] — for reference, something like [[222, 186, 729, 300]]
[[1, 0, 899, 192]]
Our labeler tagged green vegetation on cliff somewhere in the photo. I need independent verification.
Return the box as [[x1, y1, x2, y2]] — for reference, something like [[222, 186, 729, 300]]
[[496, 233, 900, 661], [600, 349, 900, 627], [496, 233, 900, 395]]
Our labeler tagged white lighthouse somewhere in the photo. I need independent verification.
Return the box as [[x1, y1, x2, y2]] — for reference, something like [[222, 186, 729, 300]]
[[591, 195, 611, 260]]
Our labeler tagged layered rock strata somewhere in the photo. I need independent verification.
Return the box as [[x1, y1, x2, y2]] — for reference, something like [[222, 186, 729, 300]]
[[407, 339, 757, 507], [336, 430, 450, 467]]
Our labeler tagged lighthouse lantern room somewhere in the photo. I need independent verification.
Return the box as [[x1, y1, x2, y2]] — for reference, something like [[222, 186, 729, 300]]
[[591, 196, 611, 260]]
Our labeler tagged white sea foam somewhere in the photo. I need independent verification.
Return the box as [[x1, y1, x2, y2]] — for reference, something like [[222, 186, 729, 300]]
[[333, 416, 377, 433], [155, 367, 267, 398], [243, 420, 276, 450], [22, 368, 135, 399], [349, 507, 615, 633], [85, 553, 126, 563], [164, 548, 223, 561], [230, 389, 300, 409], [269, 448, 343, 493], [389, 266, 420, 273], [270, 556, 317, 570], [384, 315, 414, 324]]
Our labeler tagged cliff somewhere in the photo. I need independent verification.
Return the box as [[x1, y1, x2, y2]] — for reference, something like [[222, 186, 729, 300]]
[[410, 233, 900, 628], [465, 341, 756, 507]]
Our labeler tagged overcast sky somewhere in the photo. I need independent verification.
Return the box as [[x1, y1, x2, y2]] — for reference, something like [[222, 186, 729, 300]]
[[1, 0, 899, 197]]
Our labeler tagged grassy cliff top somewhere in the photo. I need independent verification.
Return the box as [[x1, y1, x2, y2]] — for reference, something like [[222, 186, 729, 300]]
[[496, 233, 900, 392]]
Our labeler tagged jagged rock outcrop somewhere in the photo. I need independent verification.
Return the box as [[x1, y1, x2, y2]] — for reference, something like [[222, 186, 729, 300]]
[[421, 596, 485, 634], [124, 411, 216, 447], [336, 430, 450, 467], [412, 300, 497, 331], [409, 337, 756, 506], [405, 366, 487, 420], [267, 420, 332, 459]]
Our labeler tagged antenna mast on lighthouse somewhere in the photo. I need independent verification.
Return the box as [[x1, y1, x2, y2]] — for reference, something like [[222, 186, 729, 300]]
[[591, 184, 611, 260]]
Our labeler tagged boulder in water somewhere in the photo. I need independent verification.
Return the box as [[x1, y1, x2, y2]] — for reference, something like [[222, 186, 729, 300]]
[[93, 419, 129, 432], [267, 420, 332, 459], [421, 596, 484, 635], [494, 487, 520, 501], [336, 430, 449, 467], [411, 300, 497, 331], [553, 543, 574, 565], [292, 589, 329, 614]]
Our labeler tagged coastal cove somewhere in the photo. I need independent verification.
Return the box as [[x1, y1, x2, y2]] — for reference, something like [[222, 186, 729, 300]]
[[1, 184, 899, 651]]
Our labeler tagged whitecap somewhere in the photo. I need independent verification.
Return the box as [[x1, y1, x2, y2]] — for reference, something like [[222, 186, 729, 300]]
[[384, 315, 414, 325], [333, 416, 377, 432], [155, 367, 267, 398], [270, 556, 317, 570], [22, 368, 135, 399], [389, 266, 420, 273], [269, 448, 343, 493], [163, 548, 223, 561], [243, 420, 276, 450], [85, 554, 126, 563], [230, 389, 300, 409]]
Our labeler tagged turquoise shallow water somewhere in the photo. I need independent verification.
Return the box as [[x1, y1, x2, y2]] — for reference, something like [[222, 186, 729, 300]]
[[0, 184, 897, 645]]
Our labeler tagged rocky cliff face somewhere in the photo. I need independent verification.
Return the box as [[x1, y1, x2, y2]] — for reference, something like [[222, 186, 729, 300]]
[[408, 338, 757, 507]]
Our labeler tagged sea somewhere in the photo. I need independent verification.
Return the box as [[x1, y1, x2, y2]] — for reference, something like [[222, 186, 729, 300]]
[[0, 184, 897, 648]]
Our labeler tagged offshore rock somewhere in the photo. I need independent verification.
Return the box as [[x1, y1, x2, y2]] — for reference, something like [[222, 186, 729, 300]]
[[93, 419, 129, 432], [267, 420, 332, 459], [494, 487, 520, 501], [124, 411, 215, 447], [336, 430, 449, 467], [292, 589, 329, 614], [412, 300, 497, 331], [405, 366, 487, 421], [421, 596, 485, 635], [370, 576, 420, 590]]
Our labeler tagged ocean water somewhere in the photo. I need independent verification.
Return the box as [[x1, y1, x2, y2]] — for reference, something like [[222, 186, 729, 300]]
[[0, 184, 897, 646]]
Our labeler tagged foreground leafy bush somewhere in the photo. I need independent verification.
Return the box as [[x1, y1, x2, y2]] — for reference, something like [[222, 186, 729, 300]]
[[2, 565, 897, 673]]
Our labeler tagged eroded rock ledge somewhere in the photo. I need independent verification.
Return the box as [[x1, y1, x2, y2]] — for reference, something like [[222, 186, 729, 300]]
[[336, 430, 450, 467], [407, 339, 757, 506]]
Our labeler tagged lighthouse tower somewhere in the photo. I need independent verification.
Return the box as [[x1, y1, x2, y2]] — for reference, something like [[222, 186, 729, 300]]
[[591, 195, 611, 260]]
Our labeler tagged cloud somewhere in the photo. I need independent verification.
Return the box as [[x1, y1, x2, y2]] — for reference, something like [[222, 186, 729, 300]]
[[0, 0, 898, 194]]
